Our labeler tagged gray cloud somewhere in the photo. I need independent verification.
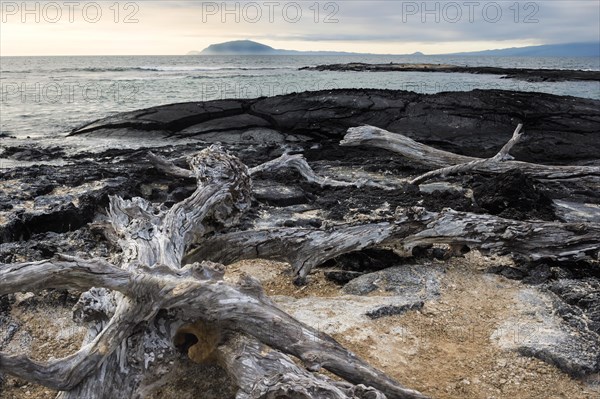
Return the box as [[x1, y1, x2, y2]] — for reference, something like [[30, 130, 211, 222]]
[[167, 0, 599, 44]]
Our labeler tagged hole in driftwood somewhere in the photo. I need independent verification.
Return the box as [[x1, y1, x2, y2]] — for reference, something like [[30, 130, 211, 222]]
[[173, 332, 198, 355], [173, 322, 221, 365]]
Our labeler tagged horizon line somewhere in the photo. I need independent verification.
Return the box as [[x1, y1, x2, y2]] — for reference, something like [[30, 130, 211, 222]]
[[2, 40, 598, 58]]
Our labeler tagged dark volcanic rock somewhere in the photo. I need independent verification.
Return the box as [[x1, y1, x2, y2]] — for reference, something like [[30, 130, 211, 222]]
[[343, 264, 443, 298], [312, 183, 475, 221], [494, 288, 600, 378], [321, 249, 407, 284], [547, 278, 600, 335], [366, 302, 424, 319], [325, 249, 405, 272], [300, 63, 600, 82], [486, 265, 528, 280], [0, 172, 129, 243], [487, 259, 600, 377], [472, 169, 556, 221], [1, 145, 66, 161], [0, 227, 112, 264], [70, 89, 600, 165], [0, 147, 195, 243]]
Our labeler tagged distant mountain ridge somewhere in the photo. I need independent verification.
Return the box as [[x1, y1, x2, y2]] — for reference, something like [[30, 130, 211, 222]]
[[188, 40, 362, 56], [448, 42, 600, 57], [197, 40, 276, 55], [188, 40, 600, 57]]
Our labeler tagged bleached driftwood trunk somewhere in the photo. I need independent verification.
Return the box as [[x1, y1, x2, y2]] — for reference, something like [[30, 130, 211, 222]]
[[149, 151, 392, 190], [341, 125, 600, 182], [185, 223, 398, 283], [0, 146, 427, 399], [249, 153, 391, 189], [187, 208, 600, 279], [408, 124, 525, 184]]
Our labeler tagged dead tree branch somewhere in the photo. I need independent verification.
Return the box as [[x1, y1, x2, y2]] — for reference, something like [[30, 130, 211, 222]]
[[147, 152, 194, 179], [250, 153, 391, 189], [409, 124, 524, 184], [341, 125, 600, 182], [149, 151, 391, 190], [0, 256, 130, 296], [398, 208, 600, 262], [185, 223, 399, 281], [188, 207, 600, 279]]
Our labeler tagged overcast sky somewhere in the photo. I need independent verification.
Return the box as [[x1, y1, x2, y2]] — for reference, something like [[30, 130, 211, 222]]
[[1, 1, 599, 56]]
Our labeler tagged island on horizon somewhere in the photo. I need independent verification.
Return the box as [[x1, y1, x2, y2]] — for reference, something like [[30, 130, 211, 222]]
[[188, 40, 600, 57], [187, 39, 366, 56]]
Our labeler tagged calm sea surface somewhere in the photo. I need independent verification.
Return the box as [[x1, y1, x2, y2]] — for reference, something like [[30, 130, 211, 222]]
[[1, 55, 599, 140]]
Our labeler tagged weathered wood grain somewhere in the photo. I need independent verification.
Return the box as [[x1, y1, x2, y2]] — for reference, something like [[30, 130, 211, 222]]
[[341, 125, 600, 181]]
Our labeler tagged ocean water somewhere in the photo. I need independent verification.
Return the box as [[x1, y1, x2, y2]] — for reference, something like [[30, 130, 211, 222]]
[[1, 55, 599, 140]]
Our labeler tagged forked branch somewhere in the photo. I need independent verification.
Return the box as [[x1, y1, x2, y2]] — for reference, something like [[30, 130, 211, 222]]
[[409, 124, 524, 184], [250, 153, 391, 189], [149, 151, 391, 190], [341, 125, 600, 182]]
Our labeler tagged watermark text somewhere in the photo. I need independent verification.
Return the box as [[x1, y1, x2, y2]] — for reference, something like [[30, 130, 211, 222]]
[[1, 1, 140, 23]]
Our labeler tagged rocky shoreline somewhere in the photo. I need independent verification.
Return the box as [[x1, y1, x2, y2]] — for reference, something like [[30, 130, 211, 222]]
[[299, 63, 600, 82], [1, 88, 599, 397]]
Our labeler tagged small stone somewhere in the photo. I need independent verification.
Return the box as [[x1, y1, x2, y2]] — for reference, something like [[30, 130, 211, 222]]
[[14, 292, 35, 305]]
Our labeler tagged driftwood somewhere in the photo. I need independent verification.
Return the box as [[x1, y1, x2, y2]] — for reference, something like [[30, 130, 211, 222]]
[[409, 124, 524, 184], [146, 152, 194, 179], [0, 145, 427, 399], [341, 125, 600, 182], [187, 207, 600, 279], [400, 208, 600, 262], [185, 223, 398, 282], [249, 153, 391, 189], [151, 135, 598, 280], [149, 151, 391, 189], [218, 333, 387, 399]]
